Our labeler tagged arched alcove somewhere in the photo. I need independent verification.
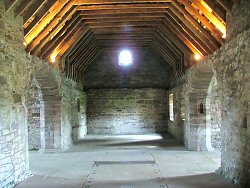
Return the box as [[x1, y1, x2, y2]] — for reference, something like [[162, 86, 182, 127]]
[[206, 75, 221, 149], [185, 63, 215, 151], [27, 78, 43, 150], [30, 67, 62, 152]]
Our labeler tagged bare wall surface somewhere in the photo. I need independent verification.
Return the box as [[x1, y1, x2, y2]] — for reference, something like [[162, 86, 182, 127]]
[[87, 89, 168, 134], [84, 49, 173, 89], [0, 4, 30, 187]]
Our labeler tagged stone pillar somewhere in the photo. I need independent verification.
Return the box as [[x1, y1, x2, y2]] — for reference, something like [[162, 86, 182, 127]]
[[186, 93, 213, 151]]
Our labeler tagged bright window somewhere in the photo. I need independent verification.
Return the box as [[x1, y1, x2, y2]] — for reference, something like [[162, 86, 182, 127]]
[[169, 94, 174, 121], [119, 50, 133, 66]]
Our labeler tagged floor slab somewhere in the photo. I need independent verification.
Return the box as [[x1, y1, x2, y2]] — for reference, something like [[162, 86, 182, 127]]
[[16, 134, 239, 188]]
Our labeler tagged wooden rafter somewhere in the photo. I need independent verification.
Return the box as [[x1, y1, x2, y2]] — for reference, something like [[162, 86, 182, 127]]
[[27, 4, 77, 54], [75, 0, 171, 5], [190, 0, 226, 35], [14, 0, 34, 17], [4, 0, 19, 12], [7, 0, 232, 81], [176, 0, 224, 44], [25, 0, 63, 42], [23, 0, 46, 24], [215, 0, 232, 12]]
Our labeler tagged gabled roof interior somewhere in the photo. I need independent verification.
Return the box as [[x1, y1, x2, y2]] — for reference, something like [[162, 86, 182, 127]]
[[5, 0, 233, 81]]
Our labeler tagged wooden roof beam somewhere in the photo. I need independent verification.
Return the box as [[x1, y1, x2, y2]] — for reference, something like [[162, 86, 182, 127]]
[[81, 47, 102, 72], [83, 17, 163, 24], [31, 9, 78, 55], [153, 31, 183, 60], [170, 2, 220, 50], [14, 0, 33, 17], [176, 0, 224, 44], [60, 27, 93, 62], [4, 0, 19, 12], [25, 0, 67, 44], [68, 33, 96, 62], [151, 43, 175, 67], [28, 4, 77, 55], [92, 27, 157, 34], [87, 22, 159, 28], [79, 12, 165, 19], [152, 40, 179, 67], [41, 21, 84, 60], [215, 0, 232, 12], [79, 8, 167, 14], [23, 0, 46, 24], [82, 49, 102, 72], [165, 10, 213, 54], [162, 17, 207, 56], [50, 26, 90, 62], [191, 0, 226, 36], [204, 0, 226, 21], [75, 40, 99, 69], [155, 24, 192, 56], [76, 3, 170, 10], [36, 16, 82, 57], [75, 0, 171, 5]]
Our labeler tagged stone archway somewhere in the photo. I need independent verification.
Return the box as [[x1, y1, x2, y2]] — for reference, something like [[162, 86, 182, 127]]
[[28, 67, 62, 152], [206, 75, 221, 149], [185, 63, 216, 151], [27, 78, 43, 150]]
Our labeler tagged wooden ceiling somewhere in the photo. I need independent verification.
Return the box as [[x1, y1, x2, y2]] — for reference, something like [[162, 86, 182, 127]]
[[5, 0, 233, 81]]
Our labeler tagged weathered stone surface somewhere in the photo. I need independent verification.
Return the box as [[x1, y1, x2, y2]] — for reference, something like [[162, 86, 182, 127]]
[[167, 84, 186, 143], [84, 49, 173, 89], [0, 4, 30, 188], [181, 1, 250, 184], [87, 89, 168, 134], [0, 5, 87, 188], [207, 76, 221, 149]]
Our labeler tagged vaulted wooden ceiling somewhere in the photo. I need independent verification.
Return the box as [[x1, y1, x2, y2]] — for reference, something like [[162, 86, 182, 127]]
[[5, 0, 233, 81]]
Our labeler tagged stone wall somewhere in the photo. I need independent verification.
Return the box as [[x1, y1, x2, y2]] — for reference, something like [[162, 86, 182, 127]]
[[0, 4, 87, 187], [27, 79, 42, 150], [167, 85, 186, 143], [84, 49, 173, 89], [181, 1, 250, 185], [85, 48, 170, 135], [25, 55, 87, 151], [0, 4, 30, 187], [61, 79, 87, 146], [207, 76, 221, 149], [87, 89, 168, 134], [215, 1, 249, 186]]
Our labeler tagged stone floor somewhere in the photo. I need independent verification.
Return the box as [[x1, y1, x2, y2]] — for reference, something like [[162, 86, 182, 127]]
[[16, 134, 239, 188]]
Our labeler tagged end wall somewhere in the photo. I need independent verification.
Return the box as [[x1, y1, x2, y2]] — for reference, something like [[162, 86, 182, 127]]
[[87, 89, 168, 134], [85, 49, 171, 134]]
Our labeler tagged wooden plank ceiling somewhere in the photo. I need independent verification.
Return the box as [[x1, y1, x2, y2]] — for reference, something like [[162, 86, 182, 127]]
[[5, 0, 233, 81]]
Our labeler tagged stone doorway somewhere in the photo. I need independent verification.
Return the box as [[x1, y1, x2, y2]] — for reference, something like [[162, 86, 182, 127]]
[[27, 78, 43, 150]]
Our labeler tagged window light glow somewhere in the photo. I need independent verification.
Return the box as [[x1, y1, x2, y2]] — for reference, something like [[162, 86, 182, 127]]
[[51, 56, 56, 63], [119, 50, 133, 66], [169, 94, 174, 121], [194, 54, 202, 61], [222, 33, 227, 39]]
